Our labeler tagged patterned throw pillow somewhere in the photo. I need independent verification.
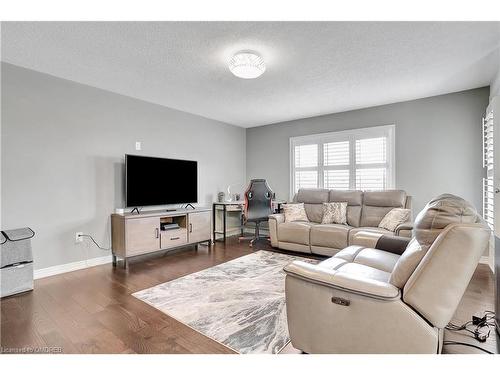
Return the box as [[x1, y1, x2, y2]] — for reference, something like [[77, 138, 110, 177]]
[[379, 208, 411, 232], [282, 203, 309, 223], [321, 202, 348, 224]]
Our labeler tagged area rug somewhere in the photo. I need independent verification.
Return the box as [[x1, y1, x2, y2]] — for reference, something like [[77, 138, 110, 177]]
[[132, 250, 315, 354]]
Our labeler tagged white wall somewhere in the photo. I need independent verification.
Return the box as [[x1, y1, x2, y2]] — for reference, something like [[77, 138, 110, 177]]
[[246, 87, 490, 215], [1, 63, 246, 269]]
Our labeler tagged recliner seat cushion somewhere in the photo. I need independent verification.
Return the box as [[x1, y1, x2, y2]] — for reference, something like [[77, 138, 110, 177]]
[[278, 222, 314, 245], [310, 224, 351, 249], [321, 245, 399, 283]]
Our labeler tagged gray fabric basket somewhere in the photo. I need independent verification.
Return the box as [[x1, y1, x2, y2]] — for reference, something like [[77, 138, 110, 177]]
[[0, 262, 34, 298], [1, 228, 34, 268], [1, 227, 35, 298]]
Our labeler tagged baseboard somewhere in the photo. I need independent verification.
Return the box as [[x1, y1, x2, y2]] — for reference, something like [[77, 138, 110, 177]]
[[34, 255, 112, 279]]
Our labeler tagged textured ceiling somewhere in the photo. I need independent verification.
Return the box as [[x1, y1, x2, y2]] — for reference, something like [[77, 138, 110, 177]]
[[2, 22, 500, 127]]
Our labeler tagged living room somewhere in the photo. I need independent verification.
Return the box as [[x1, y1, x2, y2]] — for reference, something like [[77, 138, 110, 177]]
[[1, 1, 500, 372]]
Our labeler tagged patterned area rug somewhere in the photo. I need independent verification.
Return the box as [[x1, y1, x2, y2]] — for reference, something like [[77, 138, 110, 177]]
[[132, 250, 315, 354]]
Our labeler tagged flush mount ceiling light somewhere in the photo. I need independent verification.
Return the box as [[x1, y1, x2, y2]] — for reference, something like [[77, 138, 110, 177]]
[[228, 51, 266, 79]]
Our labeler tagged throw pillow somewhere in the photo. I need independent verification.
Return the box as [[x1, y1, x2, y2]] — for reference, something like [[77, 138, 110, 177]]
[[321, 202, 348, 224], [282, 203, 309, 223], [379, 208, 411, 232]]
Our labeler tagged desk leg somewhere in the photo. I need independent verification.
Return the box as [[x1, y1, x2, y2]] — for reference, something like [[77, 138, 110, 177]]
[[240, 208, 244, 236], [223, 205, 227, 243], [212, 203, 216, 242]]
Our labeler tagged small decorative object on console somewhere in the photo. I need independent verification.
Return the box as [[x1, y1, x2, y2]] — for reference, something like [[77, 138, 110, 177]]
[[217, 192, 225, 202]]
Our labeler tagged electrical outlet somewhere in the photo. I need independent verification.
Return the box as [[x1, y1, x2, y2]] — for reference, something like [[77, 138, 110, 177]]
[[135, 141, 141, 151], [75, 232, 83, 243]]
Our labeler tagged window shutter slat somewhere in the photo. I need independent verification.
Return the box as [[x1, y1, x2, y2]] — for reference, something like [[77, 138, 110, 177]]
[[355, 168, 386, 191], [324, 170, 350, 190], [324, 141, 349, 166], [295, 171, 318, 190], [355, 137, 386, 164], [295, 144, 318, 168]]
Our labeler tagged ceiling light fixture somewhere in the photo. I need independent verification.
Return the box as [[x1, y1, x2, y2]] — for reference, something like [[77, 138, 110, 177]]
[[228, 51, 266, 79]]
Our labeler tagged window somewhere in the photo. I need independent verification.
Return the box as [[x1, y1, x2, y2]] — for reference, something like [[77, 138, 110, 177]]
[[290, 125, 395, 197], [483, 110, 494, 230]]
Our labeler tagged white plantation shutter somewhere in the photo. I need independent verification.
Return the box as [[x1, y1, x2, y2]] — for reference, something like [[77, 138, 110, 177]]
[[290, 125, 395, 196], [324, 169, 350, 189], [295, 144, 318, 168], [294, 144, 318, 190], [324, 141, 350, 166], [483, 110, 494, 230], [355, 137, 389, 190], [356, 137, 386, 164], [355, 168, 386, 190]]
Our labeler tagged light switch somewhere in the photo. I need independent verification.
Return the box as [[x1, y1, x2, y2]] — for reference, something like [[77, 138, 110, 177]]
[[135, 141, 141, 151]]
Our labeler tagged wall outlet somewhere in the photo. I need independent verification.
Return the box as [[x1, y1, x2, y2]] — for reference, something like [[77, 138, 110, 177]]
[[135, 141, 141, 151], [75, 232, 83, 243]]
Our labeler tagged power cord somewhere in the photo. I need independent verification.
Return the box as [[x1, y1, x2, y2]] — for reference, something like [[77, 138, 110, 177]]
[[444, 311, 496, 354], [78, 234, 111, 251]]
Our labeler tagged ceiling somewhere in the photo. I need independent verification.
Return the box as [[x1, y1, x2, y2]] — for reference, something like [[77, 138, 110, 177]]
[[2, 22, 500, 127]]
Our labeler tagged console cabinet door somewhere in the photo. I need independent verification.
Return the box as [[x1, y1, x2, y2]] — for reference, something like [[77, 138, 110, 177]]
[[188, 211, 211, 243], [125, 217, 160, 255]]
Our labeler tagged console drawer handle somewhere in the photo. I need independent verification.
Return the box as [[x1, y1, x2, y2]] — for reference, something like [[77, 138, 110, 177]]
[[331, 297, 350, 306], [170, 237, 180, 240]]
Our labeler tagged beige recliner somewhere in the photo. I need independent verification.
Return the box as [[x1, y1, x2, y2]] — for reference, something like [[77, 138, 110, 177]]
[[283, 194, 490, 354]]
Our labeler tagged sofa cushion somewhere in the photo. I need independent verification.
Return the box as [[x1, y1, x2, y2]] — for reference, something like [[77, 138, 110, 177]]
[[389, 238, 427, 288], [378, 208, 411, 231], [348, 227, 392, 244], [283, 203, 309, 223], [310, 224, 351, 249], [330, 190, 363, 227], [304, 203, 324, 223], [336, 263, 391, 283], [321, 202, 348, 224], [360, 190, 407, 227], [278, 222, 314, 245], [353, 248, 400, 273], [296, 188, 330, 204]]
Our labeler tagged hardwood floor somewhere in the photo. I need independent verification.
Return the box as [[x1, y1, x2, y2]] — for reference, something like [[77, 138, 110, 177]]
[[1, 237, 497, 354]]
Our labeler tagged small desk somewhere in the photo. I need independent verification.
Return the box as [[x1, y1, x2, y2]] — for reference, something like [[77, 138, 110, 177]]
[[212, 200, 286, 243]]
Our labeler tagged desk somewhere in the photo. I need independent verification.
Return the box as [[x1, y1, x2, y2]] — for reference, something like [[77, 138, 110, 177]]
[[212, 200, 286, 243]]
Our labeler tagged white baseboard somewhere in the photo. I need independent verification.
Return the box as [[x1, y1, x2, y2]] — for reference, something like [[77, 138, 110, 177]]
[[34, 255, 112, 280]]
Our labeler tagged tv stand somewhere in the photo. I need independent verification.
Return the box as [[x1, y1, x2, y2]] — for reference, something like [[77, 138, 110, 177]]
[[185, 203, 195, 210], [111, 207, 212, 268], [131, 207, 141, 214]]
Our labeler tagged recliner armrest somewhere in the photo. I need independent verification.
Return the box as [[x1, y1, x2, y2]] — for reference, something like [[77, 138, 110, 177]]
[[284, 261, 401, 300], [352, 231, 410, 255], [395, 221, 413, 237], [268, 213, 285, 224]]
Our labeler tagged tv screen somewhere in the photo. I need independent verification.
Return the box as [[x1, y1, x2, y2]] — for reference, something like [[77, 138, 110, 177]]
[[126, 154, 197, 207]]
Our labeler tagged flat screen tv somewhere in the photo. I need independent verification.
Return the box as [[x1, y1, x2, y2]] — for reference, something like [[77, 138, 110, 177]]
[[125, 154, 197, 207]]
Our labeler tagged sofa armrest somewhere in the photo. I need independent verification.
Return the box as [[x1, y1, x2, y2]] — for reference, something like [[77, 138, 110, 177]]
[[284, 261, 401, 300], [268, 213, 285, 224], [268, 214, 284, 247], [395, 221, 413, 237]]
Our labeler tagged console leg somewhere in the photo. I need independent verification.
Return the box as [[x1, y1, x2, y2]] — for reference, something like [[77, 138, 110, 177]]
[[123, 258, 128, 269], [112, 254, 117, 267]]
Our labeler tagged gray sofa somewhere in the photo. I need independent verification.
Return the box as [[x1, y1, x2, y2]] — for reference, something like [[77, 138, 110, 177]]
[[269, 189, 413, 256]]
